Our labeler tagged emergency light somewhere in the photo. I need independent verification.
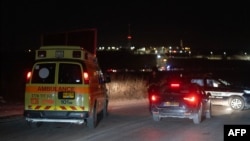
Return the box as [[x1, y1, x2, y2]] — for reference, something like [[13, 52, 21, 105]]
[[55, 50, 64, 58], [37, 51, 46, 58], [73, 51, 81, 58]]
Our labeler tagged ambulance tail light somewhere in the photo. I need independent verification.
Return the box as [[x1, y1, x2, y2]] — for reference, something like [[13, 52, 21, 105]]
[[150, 94, 160, 103], [26, 71, 32, 83], [37, 51, 46, 58], [83, 72, 89, 84]]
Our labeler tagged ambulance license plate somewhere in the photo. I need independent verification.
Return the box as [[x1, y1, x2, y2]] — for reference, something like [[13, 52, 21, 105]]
[[59, 92, 75, 99], [63, 92, 75, 99]]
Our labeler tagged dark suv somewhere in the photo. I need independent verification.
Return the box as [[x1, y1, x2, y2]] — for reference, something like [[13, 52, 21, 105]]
[[185, 74, 250, 111], [149, 80, 211, 124]]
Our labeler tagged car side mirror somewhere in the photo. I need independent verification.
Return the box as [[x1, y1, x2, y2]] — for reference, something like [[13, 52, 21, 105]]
[[206, 93, 211, 98]]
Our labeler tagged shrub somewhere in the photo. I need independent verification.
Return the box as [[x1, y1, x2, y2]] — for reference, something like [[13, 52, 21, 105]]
[[106, 72, 149, 100]]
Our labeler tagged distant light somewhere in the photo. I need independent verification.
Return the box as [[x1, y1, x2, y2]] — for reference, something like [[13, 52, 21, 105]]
[[166, 65, 171, 71], [127, 35, 132, 39]]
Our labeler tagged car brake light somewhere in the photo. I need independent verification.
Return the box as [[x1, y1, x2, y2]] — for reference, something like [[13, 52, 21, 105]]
[[150, 94, 160, 102], [183, 95, 196, 102], [83, 72, 89, 84], [26, 71, 32, 83], [170, 83, 180, 88]]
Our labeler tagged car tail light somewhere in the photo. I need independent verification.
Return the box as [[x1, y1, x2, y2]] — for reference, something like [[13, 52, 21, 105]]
[[183, 95, 197, 104], [83, 72, 89, 84], [26, 71, 32, 83], [150, 94, 160, 102]]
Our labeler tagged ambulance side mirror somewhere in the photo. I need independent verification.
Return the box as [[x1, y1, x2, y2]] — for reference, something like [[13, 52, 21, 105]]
[[104, 74, 111, 83], [99, 74, 111, 84]]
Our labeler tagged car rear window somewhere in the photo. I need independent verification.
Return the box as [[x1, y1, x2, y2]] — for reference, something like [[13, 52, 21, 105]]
[[164, 83, 200, 95], [191, 79, 204, 86]]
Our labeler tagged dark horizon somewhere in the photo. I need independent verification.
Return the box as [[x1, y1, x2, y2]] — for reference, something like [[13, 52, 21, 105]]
[[1, 1, 249, 53]]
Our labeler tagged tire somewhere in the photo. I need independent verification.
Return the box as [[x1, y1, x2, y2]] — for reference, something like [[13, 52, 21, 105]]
[[193, 103, 202, 124], [205, 102, 212, 119], [103, 99, 108, 118], [87, 103, 97, 129], [229, 96, 244, 111], [152, 113, 161, 121], [27, 121, 42, 128]]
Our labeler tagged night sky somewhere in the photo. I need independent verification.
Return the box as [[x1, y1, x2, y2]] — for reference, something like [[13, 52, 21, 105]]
[[1, 1, 249, 54]]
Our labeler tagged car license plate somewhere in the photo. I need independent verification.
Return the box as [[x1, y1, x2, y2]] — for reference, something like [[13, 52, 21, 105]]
[[62, 92, 75, 99], [164, 102, 179, 106]]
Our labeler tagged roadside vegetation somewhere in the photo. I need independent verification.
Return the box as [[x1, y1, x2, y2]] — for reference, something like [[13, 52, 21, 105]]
[[106, 72, 149, 100]]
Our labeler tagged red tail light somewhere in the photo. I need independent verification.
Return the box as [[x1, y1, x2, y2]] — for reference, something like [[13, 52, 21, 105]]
[[83, 72, 89, 84], [170, 83, 180, 88], [26, 71, 32, 83], [184, 95, 196, 102], [150, 94, 160, 102]]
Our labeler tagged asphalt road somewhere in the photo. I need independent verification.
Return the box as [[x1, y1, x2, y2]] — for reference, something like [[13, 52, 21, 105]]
[[0, 99, 250, 141]]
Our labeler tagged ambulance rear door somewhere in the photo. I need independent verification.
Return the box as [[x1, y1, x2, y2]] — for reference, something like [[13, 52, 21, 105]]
[[25, 62, 57, 112], [56, 62, 90, 113]]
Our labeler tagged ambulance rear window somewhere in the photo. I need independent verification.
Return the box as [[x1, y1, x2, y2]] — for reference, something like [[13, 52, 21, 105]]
[[31, 63, 56, 84], [58, 63, 83, 84]]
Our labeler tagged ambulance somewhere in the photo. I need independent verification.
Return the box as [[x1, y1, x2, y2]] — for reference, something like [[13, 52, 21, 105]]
[[24, 45, 110, 128]]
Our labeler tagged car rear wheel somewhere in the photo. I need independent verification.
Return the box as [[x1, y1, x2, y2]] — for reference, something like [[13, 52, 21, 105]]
[[193, 103, 202, 124], [229, 96, 244, 111], [205, 103, 212, 119], [103, 99, 108, 118]]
